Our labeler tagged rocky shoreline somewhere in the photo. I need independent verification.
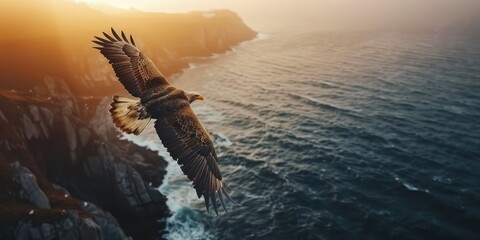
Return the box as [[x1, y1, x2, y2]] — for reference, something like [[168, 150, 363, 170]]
[[0, 2, 256, 238], [0, 85, 169, 239]]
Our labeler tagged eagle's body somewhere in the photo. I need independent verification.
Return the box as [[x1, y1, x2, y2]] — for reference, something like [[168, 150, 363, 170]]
[[93, 28, 233, 214], [141, 86, 189, 117]]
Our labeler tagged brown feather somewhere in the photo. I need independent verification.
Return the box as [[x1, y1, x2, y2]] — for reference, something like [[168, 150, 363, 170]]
[[154, 106, 231, 214], [93, 29, 169, 97], [130, 34, 136, 46], [121, 31, 129, 43], [111, 28, 122, 41], [102, 32, 116, 42]]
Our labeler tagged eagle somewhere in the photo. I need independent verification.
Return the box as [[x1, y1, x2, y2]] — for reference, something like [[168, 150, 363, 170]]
[[92, 28, 235, 214]]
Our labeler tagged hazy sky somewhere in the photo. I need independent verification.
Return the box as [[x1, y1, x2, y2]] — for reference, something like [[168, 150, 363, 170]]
[[75, 0, 480, 31]]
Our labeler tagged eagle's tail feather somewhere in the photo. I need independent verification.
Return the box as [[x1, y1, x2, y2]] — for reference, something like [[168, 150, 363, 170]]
[[109, 95, 151, 135]]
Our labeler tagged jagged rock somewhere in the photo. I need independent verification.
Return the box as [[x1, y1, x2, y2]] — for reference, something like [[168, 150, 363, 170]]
[[89, 97, 112, 136], [78, 128, 91, 147], [14, 211, 104, 240], [28, 105, 41, 122], [114, 164, 153, 213], [63, 116, 77, 163], [10, 162, 51, 209], [0, 109, 8, 123], [40, 223, 54, 239], [84, 156, 105, 177], [29, 105, 49, 138], [52, 184, 70, 196], [23, 114, 40, 140], [63, 116, 77, 151], [81, 202, 132, 240], [0, 6, 255, 238], [39, 107, 54, 127], [79, 218, 104, 240]]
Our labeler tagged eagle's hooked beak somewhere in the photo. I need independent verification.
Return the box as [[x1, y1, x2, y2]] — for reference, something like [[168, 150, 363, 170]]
[[186, 91, 204, 103]]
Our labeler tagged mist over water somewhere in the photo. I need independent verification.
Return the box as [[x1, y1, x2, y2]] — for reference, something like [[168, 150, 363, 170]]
[[82, 0, 480, 33]]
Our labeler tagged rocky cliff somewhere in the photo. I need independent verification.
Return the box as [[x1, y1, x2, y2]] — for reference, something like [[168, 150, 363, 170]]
[[0, 1, 256, 239], [0, 0, 257, 96], [0, 82, 168, 239]]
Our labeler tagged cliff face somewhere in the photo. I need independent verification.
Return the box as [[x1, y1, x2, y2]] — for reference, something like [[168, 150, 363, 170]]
[[0, 0, 257, 239], [0, 0, 257, 96], [0, 82, 168, 239]]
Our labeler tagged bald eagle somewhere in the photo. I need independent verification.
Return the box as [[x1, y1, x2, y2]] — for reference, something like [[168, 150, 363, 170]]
[[93, 28, 235, 214]]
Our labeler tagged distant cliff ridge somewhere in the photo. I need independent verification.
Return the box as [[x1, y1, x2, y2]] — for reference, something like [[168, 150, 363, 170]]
[[0, 1, 256, 239], [0, 0, 257, 96]]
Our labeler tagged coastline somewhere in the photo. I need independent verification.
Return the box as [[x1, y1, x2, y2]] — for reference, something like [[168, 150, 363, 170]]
[[119, 31, 269, 240], [0, 7, 258, 240], [168, 32, 270, 81]]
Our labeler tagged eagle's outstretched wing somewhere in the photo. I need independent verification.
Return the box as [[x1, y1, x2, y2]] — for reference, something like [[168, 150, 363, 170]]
[[92, 28, 169, 97], [154, 106, 234, 214], [94, 28, 234, 214]]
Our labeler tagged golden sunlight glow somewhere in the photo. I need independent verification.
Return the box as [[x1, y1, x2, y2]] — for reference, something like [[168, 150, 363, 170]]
[[74, 0, 480, 29]]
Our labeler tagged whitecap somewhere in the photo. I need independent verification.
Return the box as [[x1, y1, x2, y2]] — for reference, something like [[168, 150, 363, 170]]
[[119, 126, 170, 159], [213, 132, 232, 146], [432, 175, 452, 184], [120, 125, 215, 240], [403, 183, 419, 191], [159, 154, 215, 240]]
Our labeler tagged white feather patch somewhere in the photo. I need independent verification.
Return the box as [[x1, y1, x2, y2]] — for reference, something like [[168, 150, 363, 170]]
[[109, 95, 151, 135]]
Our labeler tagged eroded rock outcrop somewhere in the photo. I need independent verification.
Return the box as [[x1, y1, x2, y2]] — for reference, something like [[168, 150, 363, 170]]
[[10, 162, 51, 210], [0, 1, 257, 239], [0, 81, 168, 239]]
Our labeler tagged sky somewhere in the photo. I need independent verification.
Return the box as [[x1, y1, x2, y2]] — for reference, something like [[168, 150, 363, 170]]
[[75, 0, 480, 31]]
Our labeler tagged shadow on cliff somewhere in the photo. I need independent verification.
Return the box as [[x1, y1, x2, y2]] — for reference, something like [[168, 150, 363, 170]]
[[0, 86, 169, 239], [0, 0, 256, 96], [0, 0, 256, 239]]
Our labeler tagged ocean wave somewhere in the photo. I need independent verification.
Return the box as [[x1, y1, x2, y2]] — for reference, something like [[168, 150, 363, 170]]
[[117, 29, 480, 239], [287, 93, 357, 115], [159, 157, 215, 240], [120, 127, 215, 240], [212, 132, 233, 147], [169, 31, 269, 82], [194, 104, 225, 123], [402, 183, 419, 191], [119, 127, 169, 159]]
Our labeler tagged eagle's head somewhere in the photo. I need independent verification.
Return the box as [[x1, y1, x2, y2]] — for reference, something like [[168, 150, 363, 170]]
[[185, 91, 204, 103]]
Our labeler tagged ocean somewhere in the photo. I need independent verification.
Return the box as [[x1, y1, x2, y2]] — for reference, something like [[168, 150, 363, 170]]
[[122, 27, 480, 239]]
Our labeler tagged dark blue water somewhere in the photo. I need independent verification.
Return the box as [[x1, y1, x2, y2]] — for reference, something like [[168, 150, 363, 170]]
[[125, 30, 480, 239]]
